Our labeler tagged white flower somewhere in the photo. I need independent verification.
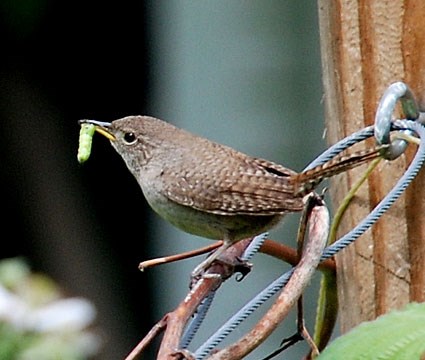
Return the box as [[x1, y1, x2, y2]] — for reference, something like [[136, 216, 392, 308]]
[[27, 297, 97, 333], [0, 258, 101, 358]]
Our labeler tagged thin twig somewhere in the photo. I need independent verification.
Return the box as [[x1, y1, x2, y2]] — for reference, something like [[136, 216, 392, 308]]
[[140, 238, 335, 273], [260, 240, 336, 272], [139, 241, 223, 270], [125, 316, 168, 360]]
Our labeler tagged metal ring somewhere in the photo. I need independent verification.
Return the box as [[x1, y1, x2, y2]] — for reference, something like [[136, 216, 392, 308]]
[[374, 82, 420, 160]]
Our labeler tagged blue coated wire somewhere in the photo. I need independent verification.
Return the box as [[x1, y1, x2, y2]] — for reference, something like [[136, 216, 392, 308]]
[[321, 120, 425, 259], [241, 232, 268, 262], [181, 291, 216, 349], [194, 120, 425, 359]]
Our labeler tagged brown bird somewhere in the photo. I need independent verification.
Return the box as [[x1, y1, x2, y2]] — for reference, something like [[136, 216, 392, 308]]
[[80, 116, 381, 275]]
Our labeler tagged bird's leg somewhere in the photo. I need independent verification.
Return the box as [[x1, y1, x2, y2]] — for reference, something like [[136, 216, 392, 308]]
[[191, 240, 233, 279]]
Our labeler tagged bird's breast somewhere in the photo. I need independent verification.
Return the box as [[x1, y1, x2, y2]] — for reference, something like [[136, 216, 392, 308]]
[[142, 185, 283, 241]]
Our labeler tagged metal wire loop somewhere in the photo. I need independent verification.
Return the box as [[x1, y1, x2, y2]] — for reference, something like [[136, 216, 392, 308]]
[[374, 82, 420, 160]]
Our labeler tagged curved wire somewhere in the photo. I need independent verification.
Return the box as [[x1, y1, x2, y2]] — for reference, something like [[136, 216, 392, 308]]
[[181, 291, 216, 349], [321, 120, 425, 258], [194, 120, 425, 359]]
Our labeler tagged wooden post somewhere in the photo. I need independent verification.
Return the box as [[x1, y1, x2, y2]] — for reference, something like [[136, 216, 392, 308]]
[[317, 0, 425, 333]]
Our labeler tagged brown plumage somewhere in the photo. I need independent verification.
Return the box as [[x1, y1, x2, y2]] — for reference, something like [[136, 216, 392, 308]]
[[81, 115, 381, 274]]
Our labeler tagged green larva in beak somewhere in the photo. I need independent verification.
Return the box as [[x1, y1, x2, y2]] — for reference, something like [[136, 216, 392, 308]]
[[77, 123, 96, 163]]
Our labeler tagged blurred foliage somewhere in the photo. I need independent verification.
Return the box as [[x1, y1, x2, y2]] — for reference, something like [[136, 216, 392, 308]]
[[0, 258, 100, 360], [318, 302, 425, 360]]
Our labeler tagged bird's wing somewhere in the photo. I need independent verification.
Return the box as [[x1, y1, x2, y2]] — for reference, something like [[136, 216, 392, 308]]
[[162, 151, 305, 216]]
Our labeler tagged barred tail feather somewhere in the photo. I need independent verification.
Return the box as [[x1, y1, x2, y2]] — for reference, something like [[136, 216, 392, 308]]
[[293, 146, 383, 196]]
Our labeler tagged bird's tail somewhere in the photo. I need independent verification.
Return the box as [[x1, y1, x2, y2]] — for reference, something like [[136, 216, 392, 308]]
[[292, 146, 385, 196]]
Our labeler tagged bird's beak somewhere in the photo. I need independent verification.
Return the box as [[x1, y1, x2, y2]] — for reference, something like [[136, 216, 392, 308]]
[[78, 119, 116, 141]]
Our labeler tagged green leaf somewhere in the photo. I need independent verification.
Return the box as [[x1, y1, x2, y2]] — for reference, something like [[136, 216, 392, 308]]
[[318, 302, 425, 360]]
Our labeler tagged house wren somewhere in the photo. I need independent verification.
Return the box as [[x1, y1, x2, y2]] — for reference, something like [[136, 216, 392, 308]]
[[79, 116, 381, 274]]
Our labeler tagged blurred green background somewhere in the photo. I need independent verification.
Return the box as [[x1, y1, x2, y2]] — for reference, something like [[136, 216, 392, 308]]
[[0, 1, 325, 359]]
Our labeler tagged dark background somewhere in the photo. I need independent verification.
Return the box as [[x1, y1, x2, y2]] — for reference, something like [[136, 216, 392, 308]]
[[1, 1, 155, 358]]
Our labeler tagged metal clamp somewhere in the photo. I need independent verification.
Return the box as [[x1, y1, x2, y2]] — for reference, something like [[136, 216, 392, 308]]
[[374, 82, 420, 160]]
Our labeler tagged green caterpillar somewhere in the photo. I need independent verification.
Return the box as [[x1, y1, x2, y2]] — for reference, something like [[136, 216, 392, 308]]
[[77, 123, 96, 163]]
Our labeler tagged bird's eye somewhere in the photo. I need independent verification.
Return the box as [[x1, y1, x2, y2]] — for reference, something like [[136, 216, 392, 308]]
[[123, 132, 137, 145]]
